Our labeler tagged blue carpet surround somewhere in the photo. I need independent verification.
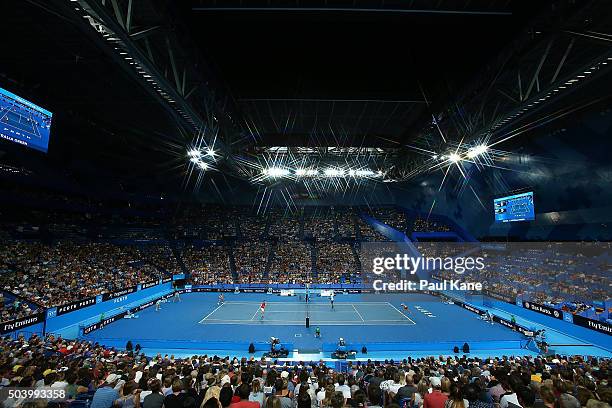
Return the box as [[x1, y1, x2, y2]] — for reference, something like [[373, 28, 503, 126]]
[[82, 292, 553, 358], [452, 293, 612, 356]]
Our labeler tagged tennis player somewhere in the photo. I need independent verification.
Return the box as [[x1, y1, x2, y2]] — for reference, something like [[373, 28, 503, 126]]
[[401, 303, 412, 314]]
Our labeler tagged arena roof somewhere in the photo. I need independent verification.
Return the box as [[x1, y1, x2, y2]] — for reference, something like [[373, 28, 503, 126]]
[[1, 0, 612, 197]]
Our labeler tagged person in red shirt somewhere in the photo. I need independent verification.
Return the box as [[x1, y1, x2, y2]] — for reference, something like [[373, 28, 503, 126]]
[[230, 384, 260, 408], [259, 301, 266, 320], [423, 377, 448, 408]]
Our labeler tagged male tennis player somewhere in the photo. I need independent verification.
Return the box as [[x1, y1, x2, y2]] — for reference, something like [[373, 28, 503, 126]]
[[218, 293, 225, 306], [260, 300, 267, 319], [400, 303, 412, 314], [330, 291, 335, 309]]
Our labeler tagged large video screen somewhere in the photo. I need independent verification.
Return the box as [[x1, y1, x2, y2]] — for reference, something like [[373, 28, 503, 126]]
[[0, 87, 53, 153], [494, 191, 535, 223]]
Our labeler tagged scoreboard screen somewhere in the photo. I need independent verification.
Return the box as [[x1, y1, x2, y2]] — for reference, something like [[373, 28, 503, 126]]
[[0, 86, 53, 153], [494, 191, 535, 223]]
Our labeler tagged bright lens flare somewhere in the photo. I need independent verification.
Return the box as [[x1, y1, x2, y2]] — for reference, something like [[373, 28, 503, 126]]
[[263, 167, 290, 178], [466, 145, 488, 159], [448, 153, 461, 163]]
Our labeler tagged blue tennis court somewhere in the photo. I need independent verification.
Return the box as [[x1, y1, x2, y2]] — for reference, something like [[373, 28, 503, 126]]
[[79, 292, 541, 360], [199, 301, 416, 325]]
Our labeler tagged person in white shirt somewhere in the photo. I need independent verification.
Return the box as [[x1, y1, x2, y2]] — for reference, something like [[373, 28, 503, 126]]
[[294, 371, 317, 408], [334, 374, 351, 400], [500, 392, 520, 408]]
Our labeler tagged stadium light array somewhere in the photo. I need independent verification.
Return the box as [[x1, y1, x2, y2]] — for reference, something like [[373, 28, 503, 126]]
[[188, 149, 202, 158], [324, 168, 345, 177], [466, 144, 488, 159], [263, 167, 291, 178], [448, 153, 461, 163], [187, 147, 216, 172], [348, 169, 376, 177], [261, 166, 383, 179], [295, 168, 319, 176]]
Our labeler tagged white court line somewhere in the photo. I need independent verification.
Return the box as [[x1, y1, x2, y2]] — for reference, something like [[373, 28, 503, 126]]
[[202, 319, 412, 322], [200, 319, 413, 325], [199, 303, 225, 323], [259, 310, 357, 314], [386, 302, 417, 325], [352, 304, 365, 322], [199, 301, 416, 325], [215, 301, 398, 305]]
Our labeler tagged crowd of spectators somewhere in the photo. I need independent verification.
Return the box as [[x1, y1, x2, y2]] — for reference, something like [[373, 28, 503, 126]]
[[234, 242, 270, 284], [0, 293, 42, 321], [238, 214, 267, 240], [171, 206, 237, 240], [368, 208, 407, 233], [0, 333, 610, 408], [424, 243, 610, 320], [0, 240, 165, 310], [267, 211, 301, 241], [304, 210, 336, 240], [145, 246, 181, 276], [315, 244, 358, 284], [182, 245, 232, 285], [356, 218, 389, 242], [412, 218, 452, 233], [335, 211, 356, 238], [269, 241, 312, 285]]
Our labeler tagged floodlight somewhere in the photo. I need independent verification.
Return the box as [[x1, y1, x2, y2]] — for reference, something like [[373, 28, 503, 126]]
[[466, 145, 488, 159], [188, 149, 201, 158], [324, 168, 345, 177], [355, 169, 375, 177], [448, 153, 461, 163], [264, 167, 290, 177]]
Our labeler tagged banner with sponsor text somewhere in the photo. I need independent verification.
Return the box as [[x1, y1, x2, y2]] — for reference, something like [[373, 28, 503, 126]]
[[1, 312, 46, 334], [573, 314, 612, 336], [56, 297, 97, 316], [522, 301, 563, 320], [102, 286, 137, 301]]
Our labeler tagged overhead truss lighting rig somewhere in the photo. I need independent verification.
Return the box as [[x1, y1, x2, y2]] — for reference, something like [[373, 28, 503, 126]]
[[229, 145, 396, 185], [398, 0, 612, 183], [59, 0, 238, 155]]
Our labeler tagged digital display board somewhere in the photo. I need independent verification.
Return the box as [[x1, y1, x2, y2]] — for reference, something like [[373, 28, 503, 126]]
[[0, 86, 52, 153], [494, 191, 535, 223]]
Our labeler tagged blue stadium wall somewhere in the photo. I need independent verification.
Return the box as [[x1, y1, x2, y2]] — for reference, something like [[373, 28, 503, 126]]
[[45, 282, 174, 337]]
